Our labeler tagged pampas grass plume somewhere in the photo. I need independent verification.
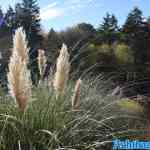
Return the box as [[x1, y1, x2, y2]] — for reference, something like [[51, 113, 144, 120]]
[[13, 27, 29, 63], [38, 49, 47, 78], [53, 43, 70, 95], [72, 78, 82, 110], [7, 27, 31, 111]]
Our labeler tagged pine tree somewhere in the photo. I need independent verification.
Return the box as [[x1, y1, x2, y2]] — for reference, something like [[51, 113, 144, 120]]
[[123, 7, 146, 64], [14, 0, 43, 84], [0, 6, 12, 38], [46, 28, 62, 64], [0, 7, 5, 34], [123, 7, 143, 33], [98, 13, 118, 44], [77, 23, 96, 38], [5, 6, 15, 33], [0, 7, 13, 88], [0, 7, 3, 18], [21, 0, 42, 47]]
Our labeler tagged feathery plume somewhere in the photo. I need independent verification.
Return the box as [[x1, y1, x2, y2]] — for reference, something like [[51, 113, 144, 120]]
[[38, 49, 47, 79], [72, 79, 82, 110], [13, 27, 29, 63], [53, 44, 70, 95], [7, 27, 31, 111]]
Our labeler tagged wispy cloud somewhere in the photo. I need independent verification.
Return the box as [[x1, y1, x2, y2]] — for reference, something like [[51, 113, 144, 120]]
[[41, 2, 59, 11], [40, 2, 63, 20], [66, 0, 95, 7], [64, 0, 99, 14], [40, 0, 101, 21], [40, 9, 63, 20]]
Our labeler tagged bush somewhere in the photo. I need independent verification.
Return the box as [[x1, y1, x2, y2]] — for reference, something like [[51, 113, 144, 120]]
[[98, 44, 112, 54], [114, 43, 134, 64]]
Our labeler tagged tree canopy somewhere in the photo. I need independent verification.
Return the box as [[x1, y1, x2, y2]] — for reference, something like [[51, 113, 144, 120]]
[[0, 3, 150, 84]]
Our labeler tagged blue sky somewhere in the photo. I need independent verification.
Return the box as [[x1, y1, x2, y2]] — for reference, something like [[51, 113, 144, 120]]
[[0, 0, 149, 31]]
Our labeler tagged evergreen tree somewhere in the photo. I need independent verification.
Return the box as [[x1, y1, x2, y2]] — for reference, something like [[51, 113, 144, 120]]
[[59, 27, 81, 48], [0, 7, 7, 29], [0, 7, 3, 18], [122, 7, 150, 64], [5, 6, 15, 34], [123, 7, 143, 33], [14, 0, 43, 83], [77, 23, 96, 38], [21, 0, 42, 47], [46, 28, 62, 64], [0, 7, 5, 36], [0, 7, 12, 88], [147, 17, 150, 23], [97, 13, 118, 44]]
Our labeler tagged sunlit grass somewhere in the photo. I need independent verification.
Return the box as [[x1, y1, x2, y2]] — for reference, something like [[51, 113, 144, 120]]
[[0, 78, 146, 150]]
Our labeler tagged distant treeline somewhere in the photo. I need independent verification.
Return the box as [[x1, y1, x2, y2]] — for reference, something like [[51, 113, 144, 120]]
[[0, 0, 150, 85]]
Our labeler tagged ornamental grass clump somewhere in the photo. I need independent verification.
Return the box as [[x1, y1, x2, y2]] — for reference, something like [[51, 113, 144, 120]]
[[53, 43, 70, 95], [7, 27, 31, 111], [0, 74, 146, 149]]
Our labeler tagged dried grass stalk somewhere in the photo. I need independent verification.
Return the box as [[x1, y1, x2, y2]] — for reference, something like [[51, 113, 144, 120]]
[[13, 27, 29, 63], [7, 27, 31, 111], [38, 49, 47, 79], [53, 44, 70, 95], [72, 79, 82, 110]]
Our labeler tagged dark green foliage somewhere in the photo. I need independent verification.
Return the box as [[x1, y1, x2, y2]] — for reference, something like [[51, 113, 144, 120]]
[[123, 7, 150, 64], [77, 23, 96, 38], [15, 0, 42, 44], [4, 6, 15, 34], [123, 7, 143, 33], [59, 23, 96, 49], [97, 13, 119, 44], [0, 7, 7, 36], [45, 28, 62, 64]]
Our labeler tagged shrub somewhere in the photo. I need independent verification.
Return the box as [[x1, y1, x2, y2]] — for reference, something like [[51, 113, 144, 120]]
[[114, 43, 134, 64], [98, 44, 112, 54]]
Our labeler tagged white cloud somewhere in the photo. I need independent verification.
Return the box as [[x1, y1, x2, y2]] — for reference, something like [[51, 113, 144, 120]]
[[67, 0, 98, 10], [41, 2, 58, 11], [40, 0, 101, 21], [40, 2, 63, 21], [40, 8, 63, 20]]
